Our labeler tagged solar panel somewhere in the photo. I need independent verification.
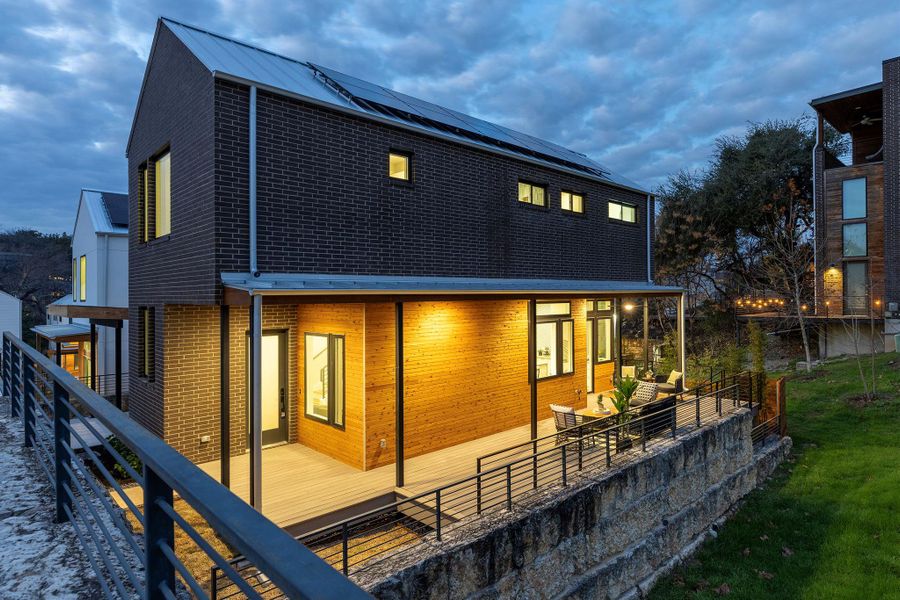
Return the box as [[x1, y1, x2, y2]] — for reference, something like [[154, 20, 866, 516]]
[[310, 63, 605, 176]]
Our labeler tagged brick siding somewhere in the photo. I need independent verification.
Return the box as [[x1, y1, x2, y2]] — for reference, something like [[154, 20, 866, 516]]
[[883, 57, 900, 306]]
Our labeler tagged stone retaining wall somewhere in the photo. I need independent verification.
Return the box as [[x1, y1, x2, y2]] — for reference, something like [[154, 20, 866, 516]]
[[362, 409, 792, 599]]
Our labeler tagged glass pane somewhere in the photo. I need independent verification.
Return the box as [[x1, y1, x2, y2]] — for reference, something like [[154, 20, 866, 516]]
[[843, 223, 867, 257], [79, 255, 86, 301], [622, 204, 637, 222], [536, 302, 571, 316], [261, 335, 281, 431], [518, 182, 531, 203], [333, 336, 345, 427], [844, 262, 867, 315], [305, 334, 329, 420], [561, 191, 571, 210], [596, 318, 612, 361], [536, 322, 558, 378], [586, 319, 593, 392], [572, 194, 583, 213], [532, 185, 545, 206], [72, 258, 76, 298], [561, 320, 574, 374], [142, 167, 149, 242], [842, 178, 866, 219], [155, 152, 171, 237], [389, 153, 409, 180], [594, 300, 612, 312], [608, 202, 621, 220]]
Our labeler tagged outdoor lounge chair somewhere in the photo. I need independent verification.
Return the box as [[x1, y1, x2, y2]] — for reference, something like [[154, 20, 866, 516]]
[[550, 404, 583, 444], [656, 370, 684, 394], [629, 381, 676, 437]]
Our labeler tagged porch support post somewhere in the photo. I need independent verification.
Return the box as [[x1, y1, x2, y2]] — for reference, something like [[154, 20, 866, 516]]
[[528, 298, 537, 440], [220, 305, 231, 488], [642, 299, 650, 374], [55, 342, 61, 367], [616, 299, 623, 380], [89, 322, 97, 390], [249, 294, 263, 510], [114, 321, 122, 409], [677, 293, 687, 374], [395, 302, 404, 488]]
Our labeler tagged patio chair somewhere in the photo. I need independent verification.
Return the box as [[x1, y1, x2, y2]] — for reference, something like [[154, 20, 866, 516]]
[[655, 370, 683, 395], [621, 366, 637, 379], [550, 404, 582, 444]]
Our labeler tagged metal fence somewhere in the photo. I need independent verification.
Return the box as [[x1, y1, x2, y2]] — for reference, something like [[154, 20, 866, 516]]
[[1, 332, 368, 600], [211, 374, 762, 595], [79, 372, 130, 398]]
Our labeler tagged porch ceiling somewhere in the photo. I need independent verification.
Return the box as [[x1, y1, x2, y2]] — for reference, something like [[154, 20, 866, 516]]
[[31, 323, 91, 342], [222, 272, 683, 299]]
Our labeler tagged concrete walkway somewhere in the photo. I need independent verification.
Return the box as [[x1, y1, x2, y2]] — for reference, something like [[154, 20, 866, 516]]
[[0, 398, 100, 599]]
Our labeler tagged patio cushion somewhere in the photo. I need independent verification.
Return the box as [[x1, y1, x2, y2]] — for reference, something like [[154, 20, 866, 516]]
[[549, 404, 575, 414], [667, 370, 683, 386], [631, 382, 659, 407]]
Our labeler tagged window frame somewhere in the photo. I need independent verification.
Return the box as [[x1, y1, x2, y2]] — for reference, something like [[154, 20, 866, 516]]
[[72, 257, 77, 299], [608, 200, 638, 224], [842, 222, 867, 257], [303, 332, 346, 429], [843, 261, 869, 316], [587, 299, 616, 365], [535, 301, 574, 380], [842, 177, 867, 220], [154, 150, 171, 238], [518, 180, 548, 208], [388, 151, 412, 182], [79, 255, 87, 302], [139, 307, 155, 380], [139, 163, 150, 243], [561, 190, 585, 214]]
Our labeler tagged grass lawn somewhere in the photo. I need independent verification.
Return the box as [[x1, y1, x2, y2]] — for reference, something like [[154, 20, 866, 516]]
[[648, 352, 900, 600]]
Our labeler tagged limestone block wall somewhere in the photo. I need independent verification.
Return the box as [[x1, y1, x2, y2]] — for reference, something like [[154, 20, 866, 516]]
[[362, 409, 791, 600]]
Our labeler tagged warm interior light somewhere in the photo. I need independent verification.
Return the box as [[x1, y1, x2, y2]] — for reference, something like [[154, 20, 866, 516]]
[[623, 302, 635, 312], [801, 304, 808, 311], [875, 299, 882, 306], [825, 300, 831, 306]]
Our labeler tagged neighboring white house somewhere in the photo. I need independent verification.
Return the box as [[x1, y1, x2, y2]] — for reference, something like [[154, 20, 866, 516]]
[[35, 189, 129, 401], [0, 290, 22, 339]]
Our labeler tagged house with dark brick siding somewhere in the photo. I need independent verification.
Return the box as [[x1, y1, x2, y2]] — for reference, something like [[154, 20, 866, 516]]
[[810, 56, 900, 357], [126, 17, 687, 531]]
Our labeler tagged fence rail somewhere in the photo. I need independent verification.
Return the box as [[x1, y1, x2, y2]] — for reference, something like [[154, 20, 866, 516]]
[[2, 331, 368, 600], [79, 372, 130, 398]]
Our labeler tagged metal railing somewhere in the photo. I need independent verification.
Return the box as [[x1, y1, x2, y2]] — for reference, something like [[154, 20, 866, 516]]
[[79, 372, 130, 398], [1, 332, 368, 600], [211, 382, 752, 595]]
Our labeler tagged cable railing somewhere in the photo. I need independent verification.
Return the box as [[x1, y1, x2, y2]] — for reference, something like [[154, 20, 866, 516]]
[[1, 331, 368, 600], [210, 382, 752, 595]]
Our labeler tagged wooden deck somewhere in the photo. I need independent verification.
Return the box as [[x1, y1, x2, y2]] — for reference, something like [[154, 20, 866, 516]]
[[194, 417, 559, 528]]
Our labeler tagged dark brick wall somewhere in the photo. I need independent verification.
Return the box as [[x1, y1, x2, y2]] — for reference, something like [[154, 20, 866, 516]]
[[127, 24, 216, 435], [213, 81, 652, 284], [883, 57, 900, 307], [814, 145, 826, 310]]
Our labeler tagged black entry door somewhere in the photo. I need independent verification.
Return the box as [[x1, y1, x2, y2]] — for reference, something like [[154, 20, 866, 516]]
[[249, 331, 288, 446]]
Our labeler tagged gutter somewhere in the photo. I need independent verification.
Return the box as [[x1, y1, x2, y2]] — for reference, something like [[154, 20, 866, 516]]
[[646, 193, 653, 283]]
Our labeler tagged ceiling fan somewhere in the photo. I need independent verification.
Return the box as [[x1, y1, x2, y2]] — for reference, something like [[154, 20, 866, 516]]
[[852, 115, 882, 127]]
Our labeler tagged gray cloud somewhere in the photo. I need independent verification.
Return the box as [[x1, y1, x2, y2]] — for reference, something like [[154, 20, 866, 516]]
[[0, 0, 899, 232]]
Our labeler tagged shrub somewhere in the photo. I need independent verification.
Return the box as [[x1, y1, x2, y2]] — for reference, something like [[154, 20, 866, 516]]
[[747, 320, 767, 373], [107, 435, 142, 481]]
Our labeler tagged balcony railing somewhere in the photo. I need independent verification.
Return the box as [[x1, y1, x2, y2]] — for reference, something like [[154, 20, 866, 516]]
[[2, 332, 368, 600], [79, 372, 130, 398]]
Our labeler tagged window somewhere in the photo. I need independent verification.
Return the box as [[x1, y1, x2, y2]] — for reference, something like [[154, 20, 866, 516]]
[[72, 258, 77, 299], [561, 191, 584, 213], [79, 255, 86, 301], [844, 262, 868, 315], [588, 299, 615, 363], [609, 200, 637, 223], [388, 152, 410, 180], [842, 178, 866, 219], [155, 151, 171, 237], [139, 307, 155, 380], [535, 302, 574, 379], [518, 181, 546, 207], [140, 165, 150, 242], [843, 223, 867, 257], [305, 333, 346, 428]]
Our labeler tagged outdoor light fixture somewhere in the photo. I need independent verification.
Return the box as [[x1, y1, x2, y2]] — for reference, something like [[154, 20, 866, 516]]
[[623, 302, 635, 312], [801, 304, 808, 311]]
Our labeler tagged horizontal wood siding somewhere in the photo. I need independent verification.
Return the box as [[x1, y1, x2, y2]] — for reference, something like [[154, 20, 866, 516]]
[[296, 304, 366, 469]]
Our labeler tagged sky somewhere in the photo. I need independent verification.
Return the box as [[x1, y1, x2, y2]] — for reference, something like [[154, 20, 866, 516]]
[[0, 0, 899, 233]]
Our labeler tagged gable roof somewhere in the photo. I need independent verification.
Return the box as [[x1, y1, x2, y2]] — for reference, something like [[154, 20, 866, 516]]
[[138, 17, 647, 195], [74, 189, 129, 236]]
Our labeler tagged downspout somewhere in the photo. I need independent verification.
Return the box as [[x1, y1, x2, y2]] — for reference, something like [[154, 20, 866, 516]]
[[646, 194, 653, 283], [250, 85, 258, 275], [248, 84, 262, 509], [812, 118, 818, 312]]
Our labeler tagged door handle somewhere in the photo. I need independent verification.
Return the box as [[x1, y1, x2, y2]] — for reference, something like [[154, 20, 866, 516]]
[[280, 388, 286, 418]]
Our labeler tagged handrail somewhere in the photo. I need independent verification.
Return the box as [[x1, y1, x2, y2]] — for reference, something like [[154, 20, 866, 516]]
[[3, 332, 368, 600]]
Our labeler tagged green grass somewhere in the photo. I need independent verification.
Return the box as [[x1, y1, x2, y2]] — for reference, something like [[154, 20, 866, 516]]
[[648, 352, 900, 600]]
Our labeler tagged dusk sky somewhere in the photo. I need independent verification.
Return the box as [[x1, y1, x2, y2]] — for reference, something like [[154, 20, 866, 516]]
[[1, 0, 899, 233]]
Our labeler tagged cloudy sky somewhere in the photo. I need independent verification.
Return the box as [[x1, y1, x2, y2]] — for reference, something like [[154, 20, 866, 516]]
[[1, 0, 898, 233]]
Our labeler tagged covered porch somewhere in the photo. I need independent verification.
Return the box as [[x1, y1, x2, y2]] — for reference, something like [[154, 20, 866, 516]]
[[207, 274, 687, 528]]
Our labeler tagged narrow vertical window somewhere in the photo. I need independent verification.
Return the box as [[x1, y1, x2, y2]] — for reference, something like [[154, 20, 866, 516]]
[[304, 333, 346, 428], [535, 302, 574, 379], [72, 257, 77, 299], [155, 151, 171, 237], [139, 307, 155, 380], [140, 164, 150, 242], [79, 255, 86, 301], [842, 178, 866, 219], [388, 152, 410, 180]]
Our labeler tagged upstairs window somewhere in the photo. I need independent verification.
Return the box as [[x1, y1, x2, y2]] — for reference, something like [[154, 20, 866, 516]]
[[535, 301, 574, 379], [608, 200, 637, 223], [389, 152, 410, 180], [140, 165, 150, 242], [843, 223, 867, 257], [842, 178, 866, 219], [518, 181, 546, 207], [561, 191, 584, 213], [72, 258, 77, 299], [79, 255, 86, 301], [155, 151, 171, 237]]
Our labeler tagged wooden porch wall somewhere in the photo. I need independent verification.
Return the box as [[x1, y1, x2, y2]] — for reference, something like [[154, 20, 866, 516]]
[[296, 303, 366, 469]]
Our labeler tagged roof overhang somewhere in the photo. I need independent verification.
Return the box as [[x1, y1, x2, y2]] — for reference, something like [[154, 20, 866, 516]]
[[46, 304, 128, 320], [810, 82, 883, 134], [222, 272, 683, 299], [32, 323, 91, 342]]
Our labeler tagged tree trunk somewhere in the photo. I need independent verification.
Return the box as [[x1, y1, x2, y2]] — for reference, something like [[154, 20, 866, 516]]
[[792, 275, 812, 372]]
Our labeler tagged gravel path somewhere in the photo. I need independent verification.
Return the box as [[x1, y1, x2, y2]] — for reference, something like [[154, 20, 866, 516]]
[[0, 398, 101, 599]]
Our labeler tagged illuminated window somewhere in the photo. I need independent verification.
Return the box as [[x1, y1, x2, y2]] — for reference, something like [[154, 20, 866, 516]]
[[843, 223, 867, 257], [140, 165, 150, 242], [155, 151, 171, 237], [588, 299, 615, 363], [79, 255, 86, 301], [535, 302, 574, 379], [72, 258, 77, 298], [139, 307, 155, 380], [609, 200, 637, 223], [305, 333, 345, 428], [561, 191, 584, 213], [844, 262, 868, 315], [389, 152, 410, 180], [518, 181, 546, 206], [842, 178, 866, 219]]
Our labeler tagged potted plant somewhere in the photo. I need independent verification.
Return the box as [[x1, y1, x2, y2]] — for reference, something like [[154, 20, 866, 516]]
[[611, 376, 639, 451]]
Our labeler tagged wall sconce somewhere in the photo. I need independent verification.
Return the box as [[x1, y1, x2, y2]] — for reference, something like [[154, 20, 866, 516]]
[[623, 302, 635, 312]]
